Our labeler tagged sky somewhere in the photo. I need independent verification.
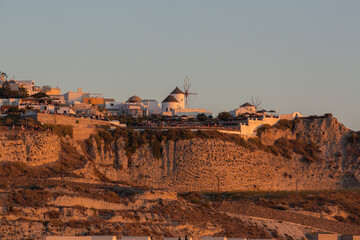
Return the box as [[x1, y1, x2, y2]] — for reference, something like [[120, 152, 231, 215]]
[[1, 0, 360, 130]]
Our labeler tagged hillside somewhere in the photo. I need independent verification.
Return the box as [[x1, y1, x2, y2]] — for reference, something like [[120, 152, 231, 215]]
[[74, 115, 360, 192], [0, 114, 360, 239]]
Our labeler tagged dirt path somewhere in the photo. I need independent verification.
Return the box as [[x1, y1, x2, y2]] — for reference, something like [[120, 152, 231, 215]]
[[219, 202, 360, 235]]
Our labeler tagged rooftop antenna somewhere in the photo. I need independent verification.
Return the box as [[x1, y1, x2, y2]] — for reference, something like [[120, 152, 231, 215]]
[[183, 76, 197, 108]]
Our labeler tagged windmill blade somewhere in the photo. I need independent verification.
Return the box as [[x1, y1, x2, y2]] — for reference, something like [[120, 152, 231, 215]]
[[184, 76, 191, 92]]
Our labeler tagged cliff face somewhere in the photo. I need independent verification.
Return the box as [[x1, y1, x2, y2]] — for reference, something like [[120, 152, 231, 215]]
[[1, 116, 358, 192], [75, 116, 360, 192], [0, 131, 61, 166]]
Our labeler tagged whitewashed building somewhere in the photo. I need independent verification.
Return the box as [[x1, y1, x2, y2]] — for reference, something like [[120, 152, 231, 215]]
[[0, 98, 20, 107], [64, 88, 87, 104], [161, 87, 212, 117], [140, 99, 161, 115], [106, 95, 149, 117], [229, 102, 257, 117]]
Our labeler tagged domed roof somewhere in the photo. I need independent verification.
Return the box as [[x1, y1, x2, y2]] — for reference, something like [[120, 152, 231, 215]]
[[240, 102, 254, 107], [171, 87, 184, 94], [127, 95, 142, 103], [162, 95, 179, 103]]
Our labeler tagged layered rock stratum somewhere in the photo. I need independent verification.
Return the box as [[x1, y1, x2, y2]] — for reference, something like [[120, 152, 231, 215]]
[[0, 115, 360, 239]]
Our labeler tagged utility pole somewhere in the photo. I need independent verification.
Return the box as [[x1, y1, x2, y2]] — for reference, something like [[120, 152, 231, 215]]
[[216, 173, 222, 209], [59, 147, 63, 181]]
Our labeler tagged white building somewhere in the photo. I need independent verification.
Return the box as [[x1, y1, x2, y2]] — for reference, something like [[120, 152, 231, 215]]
[[169, 87, 185, 109], [162, 95, 180, 115], [279, 112, 304, 120], [64, 88, 87, 104], [0, 98, 20, 107], [307, 234, 338, 240], [239, 112, 304, 136], [106, 95, 148, 117], [140, 99, 161, 115], [161, 86, 212, 117], [229, 102, 257, 117]]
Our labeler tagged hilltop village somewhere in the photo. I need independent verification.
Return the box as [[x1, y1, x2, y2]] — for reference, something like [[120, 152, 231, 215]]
[[0, 72, 303, 136], [1, 72, 360, 240]]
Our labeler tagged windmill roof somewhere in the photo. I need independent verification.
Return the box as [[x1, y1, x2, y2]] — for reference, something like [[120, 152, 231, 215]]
[[171, 87, 184, 94], [240, 102, 254, 107], [162, 95, 179, 103]]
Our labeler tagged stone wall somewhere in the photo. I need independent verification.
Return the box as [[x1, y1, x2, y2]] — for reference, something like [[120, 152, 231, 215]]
[[0, 131, 61, 166], [240, 117, 279, 136], [33, 113, 110, 140], [34, 113, 110, 128]]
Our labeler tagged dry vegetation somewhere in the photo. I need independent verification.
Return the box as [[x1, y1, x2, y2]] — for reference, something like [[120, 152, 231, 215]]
[[86, 126, 321, 164], [182, 189, 360, 225]]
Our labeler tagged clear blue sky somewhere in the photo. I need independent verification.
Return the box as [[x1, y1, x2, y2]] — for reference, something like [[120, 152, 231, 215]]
[[1, 0, 360, 130]]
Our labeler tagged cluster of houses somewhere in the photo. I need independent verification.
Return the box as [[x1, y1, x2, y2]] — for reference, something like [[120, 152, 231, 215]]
[[0, 76, 304, 136], [0, 77, 212, 119], [106, 87, 212, 118], [45, 234, 360, 240]]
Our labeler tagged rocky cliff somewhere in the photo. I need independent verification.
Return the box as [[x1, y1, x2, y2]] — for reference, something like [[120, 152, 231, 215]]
[[1, 116, 360, 239], [73, 116, 360, 192], [0, 131, 61, 166], [0, 116, 358, 192]]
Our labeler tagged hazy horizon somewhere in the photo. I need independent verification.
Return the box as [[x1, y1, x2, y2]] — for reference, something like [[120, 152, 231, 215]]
[[1, 0, 359, 130]]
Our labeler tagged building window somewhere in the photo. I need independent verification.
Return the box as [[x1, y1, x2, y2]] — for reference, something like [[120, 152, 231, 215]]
[[166, 108, 168, 111], [170, 108, 172, 111], [110, 103, 114, 106]]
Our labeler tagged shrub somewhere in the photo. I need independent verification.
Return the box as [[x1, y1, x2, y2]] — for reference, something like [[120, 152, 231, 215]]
[[45, 210, 62, 219], [67, 220, 92, 228], [273, 119, 295, 131], [5, 118, 13, 126], [151, 138, 162, 159], [85, 138, 93, 152], [0, 162, 29, 176], [50, 219, 65, 227], [45, 124, 73, 138], [256, 124, 272, 137], [98, 130, 113, 144], [102, 191, 121, 202], [273, 138, 321, 162], [347, 131, 360, 144], [11, 189, 50, 207], [196, 113, 207, 122], [8, 106, 19, 113]]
